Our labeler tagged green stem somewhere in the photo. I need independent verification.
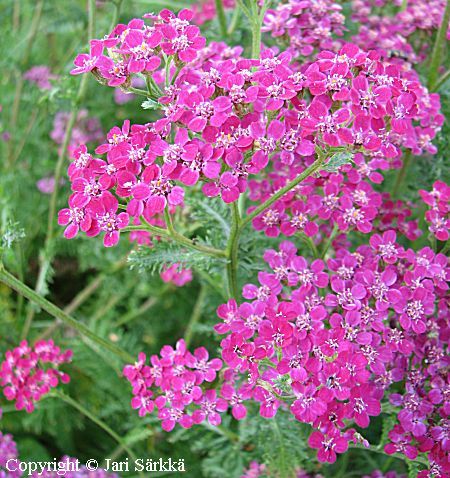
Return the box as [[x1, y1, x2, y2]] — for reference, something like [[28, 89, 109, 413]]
[[26, 0, 96, 336], [0, 265, 133, 363], [164, 56, 172, 87], [321, 224, 339, 258], [303, 235, 319, 258], [242, 157, 324, 228], [392, 150, 412, 198], [125, 86, 149, 97], [428, 0, 450, 90], [184, 284, 207, 347], [109, 0, 123, 30], [433, 68, 450, 91], [223, 157, 324, 301], [348, 443, 428, 467], [251, 14, 262, 59], [214, 0, 228, 38], [227, 5, 241, 35], [35, 259, 126, 341], [235, 0, 251, 19], [151, 209, 227, 258], [51, 390, 143, 476], [226, 202, 241, 300]]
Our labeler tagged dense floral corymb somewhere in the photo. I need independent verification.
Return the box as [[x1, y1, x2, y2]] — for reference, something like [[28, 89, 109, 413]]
[[61, 19, 442, 248], [0, 341, 72, 413], [420, 180, 450, 241], [0, 410, 22, 478], [215, 235, 449, 470], [123, 339, 225, 430]]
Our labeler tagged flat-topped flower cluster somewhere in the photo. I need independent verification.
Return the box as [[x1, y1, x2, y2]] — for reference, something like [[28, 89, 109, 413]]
[[60, 8, 442, 248], [0, 341, 72, 413], [215, 235, 449, 469]]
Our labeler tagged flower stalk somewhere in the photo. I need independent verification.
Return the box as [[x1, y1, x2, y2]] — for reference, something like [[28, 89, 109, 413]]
[[214, 0, 228, 38], [0, 264, 134, 363], [25, 0, 97, 337], [428, 0, 450, 90], [50, 390, 143, 476]]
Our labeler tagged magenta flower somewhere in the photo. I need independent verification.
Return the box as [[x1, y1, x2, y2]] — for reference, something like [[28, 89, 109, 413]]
[[58, 196, 93, 239], [308, 430, 348, 463], [203, 172, 241, 203], [70, 39, 104, 75], [87, 194, 129, 247], [253, 386, 281, 418], [192, 389, 228, 425], [346, 384, 381, 428], [220, 383, 252, 420]]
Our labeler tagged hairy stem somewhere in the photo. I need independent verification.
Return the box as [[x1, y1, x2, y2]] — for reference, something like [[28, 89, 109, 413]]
[[392, 150, 412, 198], [433, 68, 450, 91], [51, 390, 143, 476], [0, 265, 133, 363], [348, 443, 428, 467], [185, 284, 207, 347], [226, 202, 241, 300], [123, 218, 226, 257], [242, 157, 324, 227], [428, 0, 450, 90]]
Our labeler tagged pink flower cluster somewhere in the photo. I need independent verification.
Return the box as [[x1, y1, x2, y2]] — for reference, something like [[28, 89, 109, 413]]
[[123, 339, 225, 430], [241, 461, 266, 478], [71, 9, 206, 83], [160, 263, 193, 287], [215, 234, 449, 467], [0, 341, 72, 413], [63, 19, 442, 248], [192, 0, 235, 25], [0, 410, 21, 478], [23, 65, 58, 90], [352, 0, 450, 63], [50, 110, 103, 155], [262, 0, 345, 57], [420, 180, 450, 242]]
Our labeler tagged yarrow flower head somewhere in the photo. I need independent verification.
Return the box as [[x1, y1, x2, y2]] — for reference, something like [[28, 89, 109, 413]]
[[214, 235, 449, 466], [0, 341, 72, 413], [0, 410, 21, 478], [123, 339, 228, 430], [420, 180, 450, 241]]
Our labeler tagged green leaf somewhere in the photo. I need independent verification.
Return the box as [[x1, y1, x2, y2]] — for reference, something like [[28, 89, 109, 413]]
[[323, 151, 354, 172], [141, 98, 161, 110], [128, 243, 226, 274]]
